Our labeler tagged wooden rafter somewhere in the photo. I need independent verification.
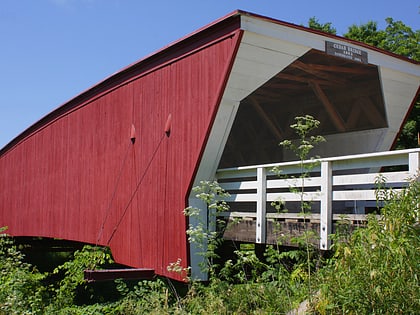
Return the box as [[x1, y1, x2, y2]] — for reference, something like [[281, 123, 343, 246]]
[[309, 81, 346, 132], [291, 60, 348, 85], [346, 103, 362, 129], [276, 73, 332, 86], [250, 97, 283, 141], [357, 98, 388, 126], [335, 81, 382, 98], [302, 62, 373, 75]]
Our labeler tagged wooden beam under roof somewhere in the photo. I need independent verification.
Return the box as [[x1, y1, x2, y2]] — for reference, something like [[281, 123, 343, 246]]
[[346, 103, 363, 129], [250, 97, 283, 141], [276, 72, 334, 87], [357, 98, 388, 127], [290, 60, 348, 85], [304, 62, 374, 75], [309, 81, 346, 132]]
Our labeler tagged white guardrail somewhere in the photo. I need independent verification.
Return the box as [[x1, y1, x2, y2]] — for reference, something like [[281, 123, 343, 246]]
[[216, 148, 420, 250]]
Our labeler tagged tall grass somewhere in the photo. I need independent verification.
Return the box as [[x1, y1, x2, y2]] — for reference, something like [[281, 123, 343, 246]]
[[314, 175, 420, 314]]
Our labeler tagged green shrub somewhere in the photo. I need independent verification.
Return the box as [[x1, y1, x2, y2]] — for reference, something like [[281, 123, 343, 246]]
[[4, 157, 418, 314], [314, 177, 420, 314], [0, 228, 47, 315], [46, 245, 114, 312]]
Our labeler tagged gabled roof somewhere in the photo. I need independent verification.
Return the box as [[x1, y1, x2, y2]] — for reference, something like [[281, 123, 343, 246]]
[[2, 10, 418, 156], [190, 10, 419, 180]]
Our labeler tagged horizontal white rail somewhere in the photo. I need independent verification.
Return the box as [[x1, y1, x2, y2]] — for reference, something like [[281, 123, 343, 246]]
[[218, 211, 380, 222], [216, 148, 420, 249]]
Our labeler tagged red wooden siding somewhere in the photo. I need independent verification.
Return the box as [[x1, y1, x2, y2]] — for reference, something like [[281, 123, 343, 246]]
[[0, 25, 242, 280]]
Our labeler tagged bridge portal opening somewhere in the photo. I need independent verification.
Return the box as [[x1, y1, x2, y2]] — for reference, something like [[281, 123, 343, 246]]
[[219, 49, 387, 168]]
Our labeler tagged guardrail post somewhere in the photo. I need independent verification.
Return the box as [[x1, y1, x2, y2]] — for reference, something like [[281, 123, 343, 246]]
[[408, 151, 419, 176], [320, 161, 332, 250], [256, 167, 267, 243]]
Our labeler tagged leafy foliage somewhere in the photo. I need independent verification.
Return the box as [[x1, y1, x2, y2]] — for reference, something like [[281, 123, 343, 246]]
[[48, 245, 114, 310], [345, 18, 420, 61], [314, 176, 420, 314], [0, 228, 47, 315], [1, 176, 419, 314], [274, 115, 325, 215], [395, 102, 420, 150], [276, 115, 325, 304], [184, 180, 230, 277], [181, 181, 311, 313], [307, 17, 337, 35], [279, 115, 325, 166]]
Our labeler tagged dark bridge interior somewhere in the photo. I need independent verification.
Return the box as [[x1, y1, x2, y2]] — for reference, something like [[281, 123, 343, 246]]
[[219, 49, 387, 168]]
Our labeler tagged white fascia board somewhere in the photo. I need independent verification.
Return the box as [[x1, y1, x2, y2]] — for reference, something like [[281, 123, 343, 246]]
[[223, 32, 309, 102], [369, 53, 420, 77], [240, 15, 326, 52], [188, 98, 239, 281], [380, 68, 420, 116], [379, 67, 420, 147], [241, 15, 420, 76], [191, 98, 240, 187]]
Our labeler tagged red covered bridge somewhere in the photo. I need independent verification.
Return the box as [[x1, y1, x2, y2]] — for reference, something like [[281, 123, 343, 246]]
[[1, 11, 419, 281]]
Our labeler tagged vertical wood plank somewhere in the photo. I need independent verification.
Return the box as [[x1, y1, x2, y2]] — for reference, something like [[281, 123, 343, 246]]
[[320, 161, 332, 250], [408, 151, 419, 176], [256, 167, 267, 243]]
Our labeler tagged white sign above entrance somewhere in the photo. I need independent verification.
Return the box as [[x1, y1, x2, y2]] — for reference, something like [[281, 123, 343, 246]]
[[325, 41, 368, 63]]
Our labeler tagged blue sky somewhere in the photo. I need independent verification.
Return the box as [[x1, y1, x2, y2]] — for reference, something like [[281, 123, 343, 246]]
[[1, 0, 419, 149]]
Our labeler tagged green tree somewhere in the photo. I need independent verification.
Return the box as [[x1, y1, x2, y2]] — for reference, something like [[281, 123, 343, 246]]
[[395, 103, 420, 149], [345, 18, 420, 60], [344, 21, 386, 49], [307, 17, 336, 35]]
